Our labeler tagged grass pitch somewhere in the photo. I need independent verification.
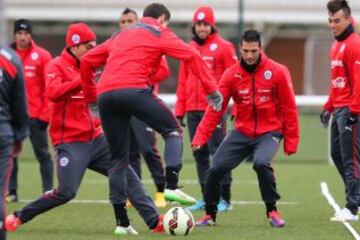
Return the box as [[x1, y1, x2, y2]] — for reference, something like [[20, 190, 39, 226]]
[[6, 114, 358, 240]]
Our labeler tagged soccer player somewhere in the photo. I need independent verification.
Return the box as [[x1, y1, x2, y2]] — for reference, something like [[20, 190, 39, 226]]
[[8, 19, 53, 201], [119, 7, 168, 208], [321, 0, 360, 221], [5, 23, 164, 236], [193, 30, 299, 228], [175, 6, 237, 212], [80, 2, 223, 227], [0, 45, 28, 240]]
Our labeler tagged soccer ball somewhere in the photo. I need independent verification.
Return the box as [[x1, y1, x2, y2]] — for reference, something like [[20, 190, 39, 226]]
[[163, 207, 195, 236]]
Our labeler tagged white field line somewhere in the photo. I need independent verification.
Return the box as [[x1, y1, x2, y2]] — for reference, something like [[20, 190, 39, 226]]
[[18, 199, 298, 205], [84, 179, 258, 185], [320, 181, 360, 240]]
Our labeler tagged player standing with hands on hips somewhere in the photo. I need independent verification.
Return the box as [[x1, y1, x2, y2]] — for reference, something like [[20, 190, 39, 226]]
[[193, 30, 299, 228], [8, 19, 53, 202], [175, 5, 236, 212], [320, 0, 360, 221]]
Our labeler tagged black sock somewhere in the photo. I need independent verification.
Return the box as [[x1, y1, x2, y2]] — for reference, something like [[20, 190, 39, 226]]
[[349, 206, 358, 215], [113, 203, 129, 227], [156, 183, 165, 193], [205, 203, 217, 221], [166, 167, 179, 190], [149, 216, 160, 230], [221, 184, 231, 203], [265, 202, 277, 215], [9, 190, 17, 196]]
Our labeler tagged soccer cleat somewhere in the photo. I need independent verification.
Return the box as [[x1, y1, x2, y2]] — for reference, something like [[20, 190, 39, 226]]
[[330, 208, 359, 222], [5, 214, 22, 232], [114, 225, 139, 235], [268, 210, 285, 228], [217, 199, 233, 212], [195, 214, 216, 227], [151, 215, 165, 233], [154, 192, 167, 208], [6, 194, 18, 203], [164, 189, 196, 205], [187, 200, 205, 212]]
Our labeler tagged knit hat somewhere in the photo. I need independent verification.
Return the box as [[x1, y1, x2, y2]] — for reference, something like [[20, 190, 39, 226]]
[[65, 23, 96, 47], [14, 19, 32, 34], [193, 6, 215, 27]]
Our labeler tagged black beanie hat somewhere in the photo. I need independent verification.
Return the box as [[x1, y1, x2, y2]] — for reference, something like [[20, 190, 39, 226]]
[[14, 19, 32, 34]]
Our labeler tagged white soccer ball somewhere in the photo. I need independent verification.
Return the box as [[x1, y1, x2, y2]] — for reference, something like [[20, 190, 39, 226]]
[[163, 207, 195, 236]]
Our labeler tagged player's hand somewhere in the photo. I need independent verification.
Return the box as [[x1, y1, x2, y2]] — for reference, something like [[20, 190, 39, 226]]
[[230, 115, 235, 121], [192, 145, 201, 153], [207, 90, 223, 112], [285, 151, 296, 157], [319, 110, 331, 128], [345, 113, 358, 131], [176, 116, 186, 127], [13, 140, 23, 158]]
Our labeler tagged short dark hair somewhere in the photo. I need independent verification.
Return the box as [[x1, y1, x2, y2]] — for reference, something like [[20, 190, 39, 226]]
[[327, 0, 351, 17], [143, 3, 171, 21], [122, 7, 138, 17], [241, 30, 261, 46]]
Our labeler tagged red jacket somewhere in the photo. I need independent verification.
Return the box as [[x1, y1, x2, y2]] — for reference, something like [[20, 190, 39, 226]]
[[46, 49, 102, 145], [151, 56, 170, 94], [175, 33, 237, 116], [192, 54, 299, 155], [324, 32, 360, 113], [80, 17, 217, 103], [11, 41, 52, 122]]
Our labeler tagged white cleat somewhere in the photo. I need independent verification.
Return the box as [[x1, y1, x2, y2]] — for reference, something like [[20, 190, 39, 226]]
[[114, 225, 139, 235], [164, 188, 197, 205], [330, 208, 359, 222]]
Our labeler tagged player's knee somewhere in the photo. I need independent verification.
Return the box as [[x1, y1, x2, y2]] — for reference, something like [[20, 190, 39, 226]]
[[253, 160, 269, 171], [57, 189, 76, 202], [163, 128, 183, 139], [207, 167, 225, 180]]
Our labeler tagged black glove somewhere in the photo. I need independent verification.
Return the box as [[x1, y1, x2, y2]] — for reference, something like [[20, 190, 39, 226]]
[[207, 90, 223, 112], [230, 115, 235, 121], [346, 113, 358, 130], [176, 116, 186, 127], [30, 118, 48, 130], [320, 110, 331, 128]]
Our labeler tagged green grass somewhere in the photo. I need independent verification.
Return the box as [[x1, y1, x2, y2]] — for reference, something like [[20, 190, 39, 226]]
[[6, 114, 356, 240]]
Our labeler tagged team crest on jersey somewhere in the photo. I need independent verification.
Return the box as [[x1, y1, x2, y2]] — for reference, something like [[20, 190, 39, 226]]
[[72, 34, 81, 44], [210, 43, 218, 51], [264, 70, 272, 80], [31, 52, 39, 60], [59, 157, 69, 167], [340, 44, 346, 53], [197, 12, 205, 21]]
